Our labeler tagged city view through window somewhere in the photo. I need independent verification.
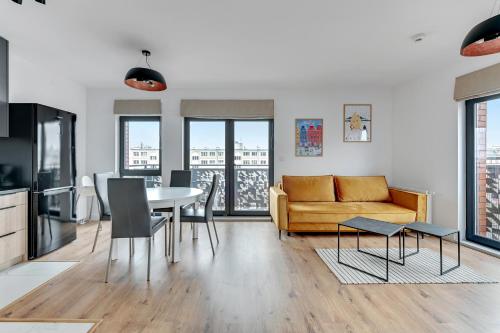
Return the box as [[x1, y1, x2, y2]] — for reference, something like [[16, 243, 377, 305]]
[[122, 118, 162, 187], [189, 121, 271, 212], [475, 98, 500, 244]]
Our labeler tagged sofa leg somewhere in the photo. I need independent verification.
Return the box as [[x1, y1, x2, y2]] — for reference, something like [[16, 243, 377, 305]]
[[278, 230, 281, 240], [287, 232, 291, 237]]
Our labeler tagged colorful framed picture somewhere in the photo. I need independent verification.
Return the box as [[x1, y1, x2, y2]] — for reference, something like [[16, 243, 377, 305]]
[[295, 119, 323, 156], [344, 104, 372, 142]]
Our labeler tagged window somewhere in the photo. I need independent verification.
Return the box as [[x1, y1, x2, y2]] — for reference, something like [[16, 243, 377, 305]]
[[260, 152, 266, 156], [201, 152, 208, 156], [192, 156, 199, 161], [466, 94, 500, 250], [119, 116, 161, 187], [185, 118, 274, 215]]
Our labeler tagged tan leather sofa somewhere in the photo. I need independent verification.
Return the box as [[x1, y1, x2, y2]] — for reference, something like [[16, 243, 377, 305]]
[[270, 175, 427, 238]]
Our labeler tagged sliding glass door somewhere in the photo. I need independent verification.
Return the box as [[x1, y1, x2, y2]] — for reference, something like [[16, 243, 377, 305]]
[[466, 94, 500, 250], [185, 118, 274, 216]]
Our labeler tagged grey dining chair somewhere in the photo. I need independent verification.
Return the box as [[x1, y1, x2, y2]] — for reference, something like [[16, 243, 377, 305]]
[[105, 178, 168, 282], [153, 170, 192, 215], [92, 172, 115, 253], [178, 174, 220, 256]]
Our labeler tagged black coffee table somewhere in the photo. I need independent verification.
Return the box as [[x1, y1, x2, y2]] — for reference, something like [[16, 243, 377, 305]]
[[404, 222, 460, 275], [338, 217, 405, 282]]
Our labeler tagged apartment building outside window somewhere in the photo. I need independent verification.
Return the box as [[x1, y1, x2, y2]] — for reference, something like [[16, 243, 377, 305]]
[[119, 116, 162, 188]]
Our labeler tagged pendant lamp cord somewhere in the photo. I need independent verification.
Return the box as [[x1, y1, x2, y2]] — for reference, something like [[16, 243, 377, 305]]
[[145, 54, 151, 69]]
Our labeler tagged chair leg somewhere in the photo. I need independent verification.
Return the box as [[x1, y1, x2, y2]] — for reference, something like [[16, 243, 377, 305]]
[[147, 237, 152, 281], [279, 230, 281, 240], [129, 238, 134, 257], [105, 239, 114, 283], [164, 225, 168, 257], [168, 221, 172, 257], [212, 217, 219, 244], [92, 219, 102, 253], [206, 223, 215, 256]]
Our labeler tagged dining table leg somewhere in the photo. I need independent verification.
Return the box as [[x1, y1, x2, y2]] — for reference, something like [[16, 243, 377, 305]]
[[192, 201, 199, 239], [171, 201, 181, 263]]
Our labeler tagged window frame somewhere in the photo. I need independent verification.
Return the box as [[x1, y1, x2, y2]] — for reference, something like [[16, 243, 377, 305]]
[[119, 116, 162, 177], [184, 117, 274, 216], [465, 93, 500, 250]]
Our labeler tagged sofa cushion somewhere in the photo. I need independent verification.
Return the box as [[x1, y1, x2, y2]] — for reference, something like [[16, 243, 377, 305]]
[[287, 202, 415, 224], [334, 176, 391, 202], [282, 175, 335, 202]]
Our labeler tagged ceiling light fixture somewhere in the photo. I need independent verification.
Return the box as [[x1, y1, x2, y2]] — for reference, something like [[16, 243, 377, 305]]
[[461, 1, 500, 56], [124, 50, 167, 92], [11, 0, 46, 4]]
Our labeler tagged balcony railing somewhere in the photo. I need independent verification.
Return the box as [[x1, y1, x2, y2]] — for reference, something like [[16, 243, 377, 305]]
[[190, 165, 269, 212]]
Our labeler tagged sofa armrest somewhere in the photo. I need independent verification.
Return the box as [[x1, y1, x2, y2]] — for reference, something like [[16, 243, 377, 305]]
[[389, 188, 428, 222], [270, 186, 288, 231]]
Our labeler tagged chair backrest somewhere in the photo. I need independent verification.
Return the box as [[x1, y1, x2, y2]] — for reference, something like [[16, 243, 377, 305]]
[[204, 174, 220, 220], [107, 178, 153, 239], [94, 172, 115, 218], [81, 175, 93, 187], [170, 170, 192, 187]]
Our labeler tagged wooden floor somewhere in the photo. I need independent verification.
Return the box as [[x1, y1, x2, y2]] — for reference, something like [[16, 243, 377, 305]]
[[1, 221, 499, 333]]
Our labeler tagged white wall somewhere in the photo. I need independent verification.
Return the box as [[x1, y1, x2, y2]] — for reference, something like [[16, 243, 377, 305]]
[[86, 86, 394, 184], [392, 57, 500, 230], [9, 50, 88, 218]]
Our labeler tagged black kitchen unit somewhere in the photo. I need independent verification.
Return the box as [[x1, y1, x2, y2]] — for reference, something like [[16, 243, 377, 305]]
[[0, 104, 77, 259]]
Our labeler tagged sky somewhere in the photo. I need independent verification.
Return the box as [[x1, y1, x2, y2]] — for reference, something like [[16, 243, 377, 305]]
[[128, 120, 269, 150], [487, 99, 500, 148], [190, 121, 269, 149], [128, 121, 160, 149]]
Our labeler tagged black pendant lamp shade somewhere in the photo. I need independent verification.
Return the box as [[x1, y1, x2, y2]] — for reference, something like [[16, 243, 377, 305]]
[[461, 14, 500, 56], [124, 50, 167, 92]]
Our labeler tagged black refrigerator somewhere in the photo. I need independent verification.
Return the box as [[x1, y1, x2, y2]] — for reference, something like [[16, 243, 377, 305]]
[[0, 103, 77, 259]]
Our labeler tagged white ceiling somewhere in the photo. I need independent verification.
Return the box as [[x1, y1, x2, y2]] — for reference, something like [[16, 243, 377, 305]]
[[0, 0, 499, 89]]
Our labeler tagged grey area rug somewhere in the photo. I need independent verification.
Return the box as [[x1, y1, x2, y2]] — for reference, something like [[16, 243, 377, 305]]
[[316, 248, 497, 284]]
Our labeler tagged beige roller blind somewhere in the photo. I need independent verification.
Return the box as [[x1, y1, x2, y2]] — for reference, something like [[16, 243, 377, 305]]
[[114, 99, 162, 115], [454, 63, 500, 101], [180, 99, 274, 119]]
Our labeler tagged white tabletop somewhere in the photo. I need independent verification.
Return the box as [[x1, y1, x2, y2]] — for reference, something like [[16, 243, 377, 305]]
[[146, 187, 203, 204]]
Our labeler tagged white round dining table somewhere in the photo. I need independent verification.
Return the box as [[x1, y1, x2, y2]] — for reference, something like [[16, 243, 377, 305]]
[[147, 187, 203, 262]]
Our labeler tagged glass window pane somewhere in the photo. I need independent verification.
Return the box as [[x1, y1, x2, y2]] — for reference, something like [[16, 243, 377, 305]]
[[474, 99, 500, 243], [123, 120, 160, 171], [189, 121, 225, 211], [234, 121, 269, 212]]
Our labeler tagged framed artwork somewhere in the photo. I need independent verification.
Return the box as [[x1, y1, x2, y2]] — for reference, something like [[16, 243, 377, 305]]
[[295, 119, 323, 156], [344, 104, 372, 142]]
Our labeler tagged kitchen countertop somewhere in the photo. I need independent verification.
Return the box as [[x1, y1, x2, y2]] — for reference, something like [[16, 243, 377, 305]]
[[0, 187, 29, 196]]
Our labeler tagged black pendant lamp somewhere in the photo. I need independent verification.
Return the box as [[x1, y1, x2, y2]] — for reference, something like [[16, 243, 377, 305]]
[[124, 50, 167, 92], [461, 6, 500, 57]]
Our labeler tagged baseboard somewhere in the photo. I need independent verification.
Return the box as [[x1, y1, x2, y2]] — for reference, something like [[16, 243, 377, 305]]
[[461, 240, 500, 259], [214, 216, 271, 222]]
